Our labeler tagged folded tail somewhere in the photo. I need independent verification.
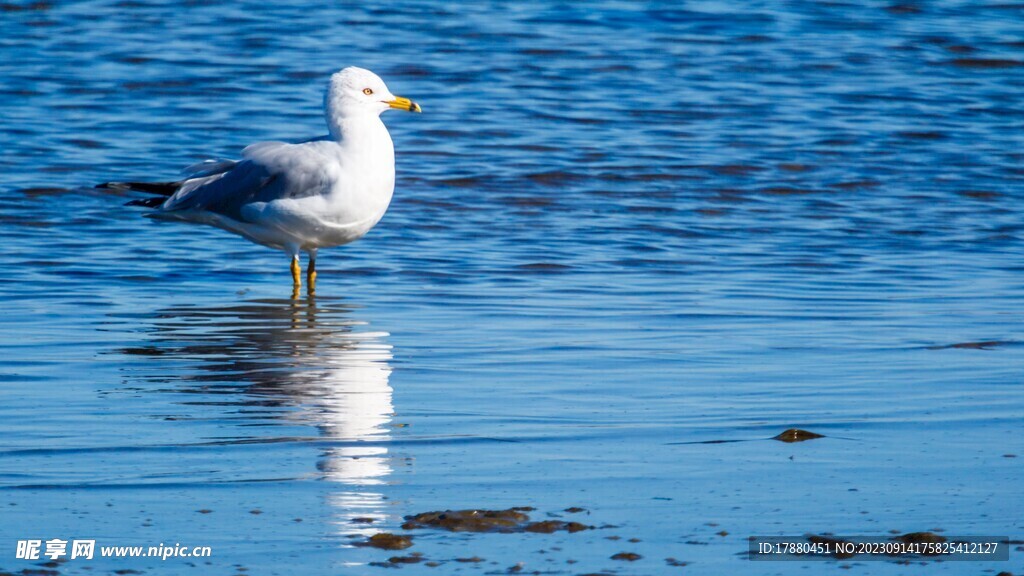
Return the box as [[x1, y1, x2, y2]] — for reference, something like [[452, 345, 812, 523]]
[[99, 159, 238, 209]]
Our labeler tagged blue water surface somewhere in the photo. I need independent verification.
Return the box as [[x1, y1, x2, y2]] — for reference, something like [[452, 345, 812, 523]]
[[1, 1, 1023, 574]]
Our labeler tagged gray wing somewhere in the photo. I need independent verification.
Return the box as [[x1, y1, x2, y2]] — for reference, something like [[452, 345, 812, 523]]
[[161, 141, 334, 221]]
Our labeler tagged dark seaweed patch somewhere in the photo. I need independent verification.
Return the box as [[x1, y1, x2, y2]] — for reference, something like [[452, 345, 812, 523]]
[[773, 429, 825, 443], [928, 340, 1013, 350], [948, 58, 1023, 69], [359, 533, 414, 550], [402, 508, 590, 534]]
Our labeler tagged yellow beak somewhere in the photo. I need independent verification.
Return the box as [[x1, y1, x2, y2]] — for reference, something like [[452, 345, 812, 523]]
[[387, 96, 421, 113]]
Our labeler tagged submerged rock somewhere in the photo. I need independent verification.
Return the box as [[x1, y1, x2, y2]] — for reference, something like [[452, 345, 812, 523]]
[[360, 533, 414, 550], [928, 340, 1011, 350], [402, 508, 590, 534], [387, 554, 424, 564], [402, 508, 530, 533], [895, 532, 946, 544], [524, 520, 589, 534], [773, 429, 825, 442]]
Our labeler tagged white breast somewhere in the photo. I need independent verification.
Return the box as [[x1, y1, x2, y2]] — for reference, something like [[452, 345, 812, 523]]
[[262, 118, 396, 250]]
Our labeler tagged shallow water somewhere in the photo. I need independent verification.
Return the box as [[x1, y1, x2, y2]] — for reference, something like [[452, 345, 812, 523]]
[[1, 1, 1023, 574]]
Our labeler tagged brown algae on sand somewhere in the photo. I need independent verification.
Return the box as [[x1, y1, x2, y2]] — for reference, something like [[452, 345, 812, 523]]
[[386, 554, 424, 564], [402, 508, 591, 534], [895, 532, 946, 544], [928, 340, 1013, 350], [805, 532, 948, 559], [402, 508, 530, 533], [773, 428, 825, 443], [524, 520, 590, 533], [359, 533, 414, 550]]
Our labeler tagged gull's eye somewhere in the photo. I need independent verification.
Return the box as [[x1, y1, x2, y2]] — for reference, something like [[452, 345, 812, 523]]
[[363, 88, 374, 95]]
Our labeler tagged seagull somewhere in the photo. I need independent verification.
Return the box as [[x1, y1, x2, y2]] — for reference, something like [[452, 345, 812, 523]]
[[101, 66, 420, 296]]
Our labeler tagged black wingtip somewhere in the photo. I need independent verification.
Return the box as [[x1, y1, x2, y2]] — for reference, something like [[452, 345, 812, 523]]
[[100, 181, 180, 195]]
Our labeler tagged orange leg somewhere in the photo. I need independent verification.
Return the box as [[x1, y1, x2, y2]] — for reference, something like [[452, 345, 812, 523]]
[[306, 254, 317, 295], [290, 256, 301, 299]]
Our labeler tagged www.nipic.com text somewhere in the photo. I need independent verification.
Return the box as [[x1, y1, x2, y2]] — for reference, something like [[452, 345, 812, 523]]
[[15, 539, 212, 561]]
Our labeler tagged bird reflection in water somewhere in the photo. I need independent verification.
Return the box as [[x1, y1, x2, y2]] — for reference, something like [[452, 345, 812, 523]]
[[124, 296, 394, 533]]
